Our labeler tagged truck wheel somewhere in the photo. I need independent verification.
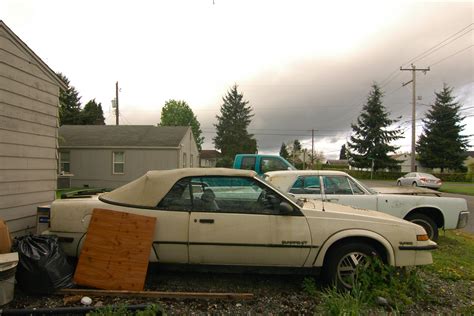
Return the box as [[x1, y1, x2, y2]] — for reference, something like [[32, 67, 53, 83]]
[[406, 213, 438, 241], [322, 242, 380, 290]]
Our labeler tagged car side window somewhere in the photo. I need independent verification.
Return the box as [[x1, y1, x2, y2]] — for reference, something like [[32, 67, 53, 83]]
[[157, 178, 192, 211], [348, 178, 365, 195], [260, 157, 288, 173], [190, 176, 285, 215], [322, 176, 353, 195], [240, 157, 256, 170]]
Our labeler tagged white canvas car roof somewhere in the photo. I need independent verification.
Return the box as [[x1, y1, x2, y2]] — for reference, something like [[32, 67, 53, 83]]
[[100, 168, 257, 207]]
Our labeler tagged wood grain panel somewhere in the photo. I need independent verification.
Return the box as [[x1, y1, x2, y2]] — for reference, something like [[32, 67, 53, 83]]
[[74, 209, 156, 291]]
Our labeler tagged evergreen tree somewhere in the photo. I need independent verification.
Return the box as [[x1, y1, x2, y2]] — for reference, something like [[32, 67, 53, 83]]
[[81, 99, 105, 125], [339, 144, 347, 160], [57, 72, 82, 125], [417, 84, 468, 172], [214, 85, 257, 158], [160, 100, 204, 150], [279, 142, 289, 159], [347, 84, 402, 171]]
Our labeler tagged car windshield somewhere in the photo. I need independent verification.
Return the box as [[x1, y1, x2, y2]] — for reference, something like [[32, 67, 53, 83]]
[[348, 176, 377, 194], [260, 176, 304, 207]]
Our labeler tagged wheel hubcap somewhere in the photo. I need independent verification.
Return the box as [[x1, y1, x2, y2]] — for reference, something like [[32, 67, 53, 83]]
[[337, 252, 369, 289]]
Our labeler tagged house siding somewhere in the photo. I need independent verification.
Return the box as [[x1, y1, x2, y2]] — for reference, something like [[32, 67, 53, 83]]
[[179, 129, 199, 168], [65, 148, 181, 188], [0, 26, 60, 236]]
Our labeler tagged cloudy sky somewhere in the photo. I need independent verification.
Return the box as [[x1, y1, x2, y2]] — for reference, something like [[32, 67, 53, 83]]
[[2, 0, 473, 158]]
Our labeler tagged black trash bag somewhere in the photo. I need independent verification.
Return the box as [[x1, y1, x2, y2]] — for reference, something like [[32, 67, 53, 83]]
[[12, 235, 74, 294]]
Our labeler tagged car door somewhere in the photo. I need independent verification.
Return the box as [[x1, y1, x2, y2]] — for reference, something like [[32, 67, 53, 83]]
[[188, 176, 312, 267], [288, 175, 324, 201], [321, 175, 377, 210]]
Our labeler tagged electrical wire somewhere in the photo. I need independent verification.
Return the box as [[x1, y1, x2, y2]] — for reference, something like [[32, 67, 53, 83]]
[[429, 45, 474, 67]]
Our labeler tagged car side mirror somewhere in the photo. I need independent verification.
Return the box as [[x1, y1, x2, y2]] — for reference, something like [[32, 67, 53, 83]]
[[279, 202, 294, 215]]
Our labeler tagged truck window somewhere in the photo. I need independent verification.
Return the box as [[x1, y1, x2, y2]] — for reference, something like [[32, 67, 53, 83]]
[[261, 157, 289, 173], [241, 157, 256, 170]]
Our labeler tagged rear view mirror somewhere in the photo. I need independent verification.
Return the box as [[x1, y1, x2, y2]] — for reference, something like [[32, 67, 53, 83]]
[[279, 202, 294, 215]]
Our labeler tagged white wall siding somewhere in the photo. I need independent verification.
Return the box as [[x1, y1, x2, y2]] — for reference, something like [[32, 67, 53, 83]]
[[0, 28, 60, 235]]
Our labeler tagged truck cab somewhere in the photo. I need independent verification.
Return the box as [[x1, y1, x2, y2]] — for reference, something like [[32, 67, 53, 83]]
[[233, 154, 296, 175]]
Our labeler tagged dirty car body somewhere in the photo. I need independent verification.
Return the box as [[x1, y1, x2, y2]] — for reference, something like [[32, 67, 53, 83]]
[[46, 168, 436, 288], [265, 170, 469, 241]]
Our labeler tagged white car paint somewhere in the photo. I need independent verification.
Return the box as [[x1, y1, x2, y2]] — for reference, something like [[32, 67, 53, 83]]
[[265, 170, 469, 241], [44, 168, 435, 287]]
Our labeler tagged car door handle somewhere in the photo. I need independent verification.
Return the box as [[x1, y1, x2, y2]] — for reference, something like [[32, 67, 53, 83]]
[[199, 219, 214, 224]]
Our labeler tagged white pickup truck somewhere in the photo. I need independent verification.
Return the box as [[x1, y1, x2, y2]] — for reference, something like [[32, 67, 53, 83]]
[[265, 170, 469, 241]]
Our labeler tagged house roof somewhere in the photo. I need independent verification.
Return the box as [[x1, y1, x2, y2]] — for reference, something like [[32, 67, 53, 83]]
[[59, 125, 191, 148], [326, 159, 349, 165], [0, 20, 67, 90], [200, 150, 221, 159]]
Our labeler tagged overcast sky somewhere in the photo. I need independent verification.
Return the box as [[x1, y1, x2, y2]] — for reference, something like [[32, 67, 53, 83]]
[[2, 0, 473, 158]]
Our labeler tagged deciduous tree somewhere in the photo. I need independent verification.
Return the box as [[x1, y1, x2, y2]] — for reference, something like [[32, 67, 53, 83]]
[[417, 84, 469, 172], [347, 84, 402, 171], [214, 85, 257, 158], [160, 100, 204, 150]]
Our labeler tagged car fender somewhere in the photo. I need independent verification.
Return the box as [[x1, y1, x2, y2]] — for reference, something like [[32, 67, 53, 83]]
[[312, 229, 395, 267]]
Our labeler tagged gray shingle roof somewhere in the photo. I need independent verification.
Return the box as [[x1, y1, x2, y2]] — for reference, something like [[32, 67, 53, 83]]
[[59, 125, 190, 147]]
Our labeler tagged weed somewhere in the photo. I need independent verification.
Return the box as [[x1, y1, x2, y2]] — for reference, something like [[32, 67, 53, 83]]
[[302, 277, 319, 296]]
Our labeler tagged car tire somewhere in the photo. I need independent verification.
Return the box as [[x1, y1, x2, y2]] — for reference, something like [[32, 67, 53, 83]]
[[322, 242, 380, 290], [406, 213, 438, 241], [412, 182, 418, 187], [397, 181, 401, 186]]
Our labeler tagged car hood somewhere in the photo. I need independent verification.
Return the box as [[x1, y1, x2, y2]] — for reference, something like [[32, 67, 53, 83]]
[[301, 199, 415, 226]]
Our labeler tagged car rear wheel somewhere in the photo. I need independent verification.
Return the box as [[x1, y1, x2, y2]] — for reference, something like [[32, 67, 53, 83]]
[[406, 213, 438, 241], [322, 242, 380, 290]]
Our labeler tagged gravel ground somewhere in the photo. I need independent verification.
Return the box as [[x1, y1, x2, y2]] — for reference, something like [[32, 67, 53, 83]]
[[3, 264, 473, 315]]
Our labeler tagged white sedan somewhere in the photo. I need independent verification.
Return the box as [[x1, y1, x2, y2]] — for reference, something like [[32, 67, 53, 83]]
[[44, 168, 435, 289], [397, 172, 442, 189], [265, 170, 469, 241]]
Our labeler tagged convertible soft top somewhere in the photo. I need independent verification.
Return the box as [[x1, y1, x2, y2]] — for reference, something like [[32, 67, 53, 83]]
[[100, 168, 257, 207]]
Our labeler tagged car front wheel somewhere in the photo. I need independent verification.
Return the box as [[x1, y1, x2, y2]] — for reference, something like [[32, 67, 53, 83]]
[[397, 181, 401, 186], [406, 213, 438, 241], [412, 182, 418, 187], [322, 242, 380, 290]]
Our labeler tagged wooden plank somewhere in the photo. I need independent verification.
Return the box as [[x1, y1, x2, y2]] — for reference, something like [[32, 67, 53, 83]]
[[0, 128, 57, 148], [0, 169, 56, 182], [0, 191, 54, 209], [57, 288, 254, 300], [0, 157, 56, 170], [0, 143, 57, 159], [0, 102, 57, 127], [0, 76, 58, 106], [0, 179, 56, 197], [0, 115, 57, 137], [0, 63, 59, 96], [74, 209, 156, 291]]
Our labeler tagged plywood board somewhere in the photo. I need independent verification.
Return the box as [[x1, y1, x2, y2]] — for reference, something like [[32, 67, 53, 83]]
[[74, 209, 156, 291]]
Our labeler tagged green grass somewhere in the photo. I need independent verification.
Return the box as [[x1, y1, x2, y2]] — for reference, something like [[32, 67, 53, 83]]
[[426, 230, 474, 280], [439, 182, 474, 196]]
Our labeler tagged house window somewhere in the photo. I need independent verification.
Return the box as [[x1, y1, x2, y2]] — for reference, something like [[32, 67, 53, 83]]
[[113, 152, 125, 174], [183, 153, 187, 168], [59, 152, 70, 174], [190, 154, 194, 167]]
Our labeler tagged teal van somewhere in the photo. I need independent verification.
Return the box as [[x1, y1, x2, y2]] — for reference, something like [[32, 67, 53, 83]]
[[233, 154, 296, 175]]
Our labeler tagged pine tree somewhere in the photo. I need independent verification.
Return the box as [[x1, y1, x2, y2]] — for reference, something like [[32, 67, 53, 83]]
[[213, 85, 257, 158], [347, 84, 402, 171], [160, 100, 204, 150], [279, 142, 289, 159], [57, 73, 82, 125], [417, 84, 468, 172], [81, 99, 105, 125], [339, 144, 347, 160]]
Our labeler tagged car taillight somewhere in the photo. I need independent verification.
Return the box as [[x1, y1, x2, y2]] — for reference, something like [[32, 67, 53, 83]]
[[437, 180, 442, 184]]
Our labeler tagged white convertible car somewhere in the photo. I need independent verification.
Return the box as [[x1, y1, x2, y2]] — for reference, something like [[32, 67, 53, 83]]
[[265, 170, 469, 241], [46, 168, 436, 289]]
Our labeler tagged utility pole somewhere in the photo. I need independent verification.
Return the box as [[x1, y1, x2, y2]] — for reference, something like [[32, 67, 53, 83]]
[[400, 64, 430, 172], [115, 81, 119, 125]]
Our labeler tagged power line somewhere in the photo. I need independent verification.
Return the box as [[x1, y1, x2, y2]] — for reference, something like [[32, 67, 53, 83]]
[[401, 23, 473, 67], [429, 45, 474, 67]]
